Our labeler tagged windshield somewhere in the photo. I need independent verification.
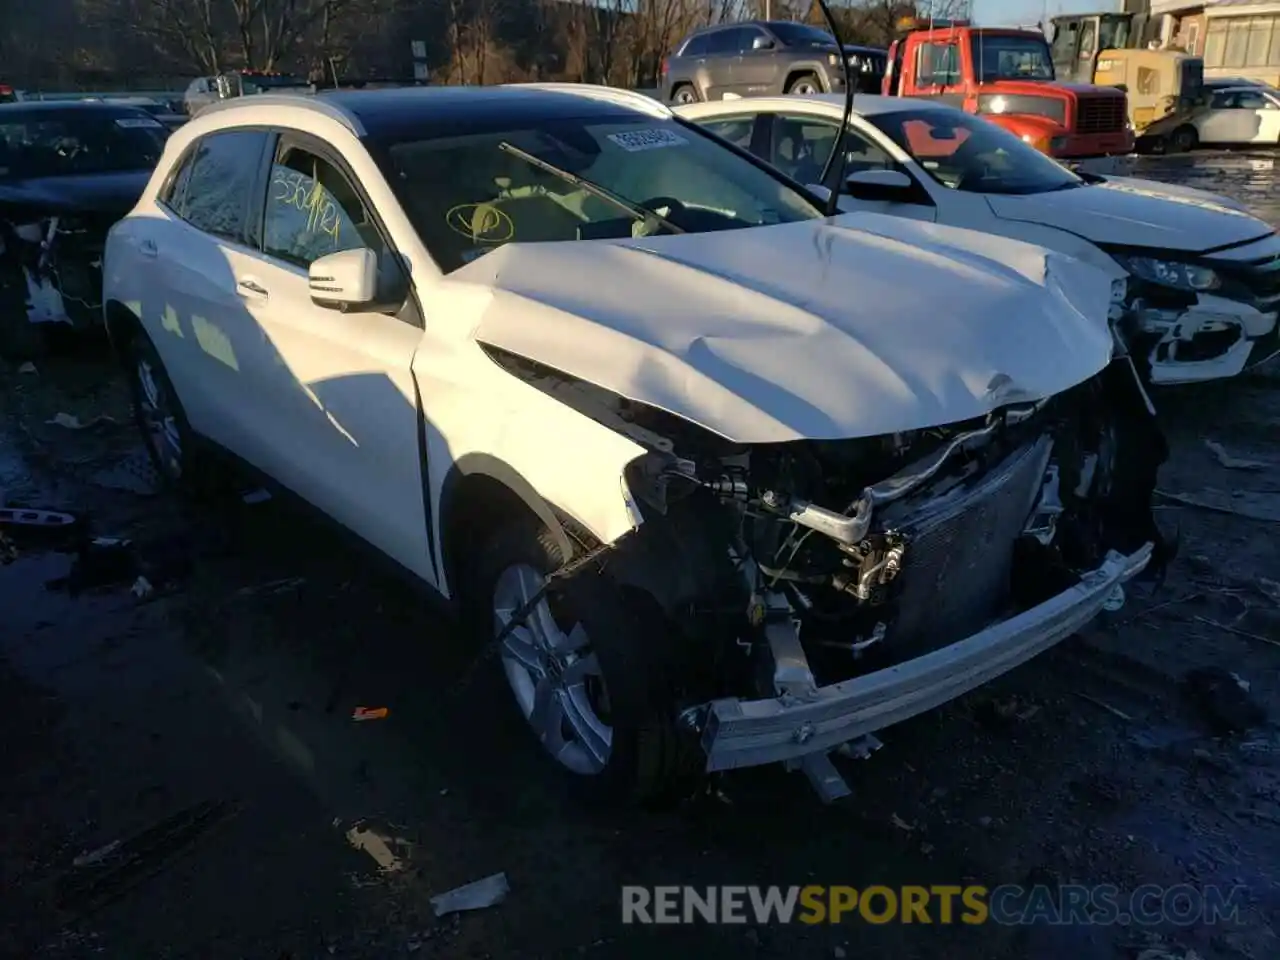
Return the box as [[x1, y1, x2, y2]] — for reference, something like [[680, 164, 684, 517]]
[[870, 108, 1081, 195], [377, 116, 821, 273], [1098, 17, 1130, 51], [972, 34, 1055, 82], [769, 22, 836, 47], [0, 111, 166, 178], [241, 74, 310, 93]]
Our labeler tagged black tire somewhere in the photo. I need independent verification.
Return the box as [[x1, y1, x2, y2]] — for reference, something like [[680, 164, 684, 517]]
[[463, 517, 698, 805], [122, 328, 229, 500], [669, 83, 699, 105], [1168, 125, 1198, 154], [785, 72, 822, 95]]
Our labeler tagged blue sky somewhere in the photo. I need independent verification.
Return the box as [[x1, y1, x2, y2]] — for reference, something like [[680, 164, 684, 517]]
[[970, 0, 1120, 27]]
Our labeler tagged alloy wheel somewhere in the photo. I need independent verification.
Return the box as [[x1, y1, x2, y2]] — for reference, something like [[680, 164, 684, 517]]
[[136, 357, 183, 480], [492, 563, 613, 775]]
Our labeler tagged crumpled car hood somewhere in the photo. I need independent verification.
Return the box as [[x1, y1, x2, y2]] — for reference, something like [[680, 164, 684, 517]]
[[450, 212, 1116, 444], [986, 178, 1271, 253], [0, 170, 151, 217]]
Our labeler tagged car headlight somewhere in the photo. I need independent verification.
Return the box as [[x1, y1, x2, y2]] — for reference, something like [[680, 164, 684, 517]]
[[1112, 254, 1220, 292]]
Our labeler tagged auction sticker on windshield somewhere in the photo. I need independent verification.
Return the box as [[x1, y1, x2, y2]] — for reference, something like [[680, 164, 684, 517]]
[[607, 129, 689, 152], [116, 117, 164, 129]]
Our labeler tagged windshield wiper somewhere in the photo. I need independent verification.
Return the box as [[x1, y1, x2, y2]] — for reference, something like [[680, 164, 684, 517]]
[[496, 141, 685, 235]]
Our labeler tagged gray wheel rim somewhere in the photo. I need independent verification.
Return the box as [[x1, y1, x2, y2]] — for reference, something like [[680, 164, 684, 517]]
[[137, 357, 182, 479], [793, 80, 819, 94], [492, 563, 613, 775], [674, 88, 697, 104]]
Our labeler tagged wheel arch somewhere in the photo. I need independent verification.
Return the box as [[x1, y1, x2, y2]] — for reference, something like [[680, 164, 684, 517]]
[[783, 65, 826, 93], [103, 297, 143, 356], [438, 453, 578, 600]]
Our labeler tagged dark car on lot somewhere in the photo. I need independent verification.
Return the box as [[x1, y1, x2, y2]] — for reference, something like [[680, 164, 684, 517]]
[[0, 100, 167, 358], [662, 20, 885, 104]]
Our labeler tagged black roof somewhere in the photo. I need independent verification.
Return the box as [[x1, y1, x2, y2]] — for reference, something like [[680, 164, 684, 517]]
[[0, 100, 156, 120], [320, 86, 654, 141]]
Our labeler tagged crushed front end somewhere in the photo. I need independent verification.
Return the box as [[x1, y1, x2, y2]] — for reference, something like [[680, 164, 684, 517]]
[[636, 365, 1168, 798], [498, 347, 1172, 800]]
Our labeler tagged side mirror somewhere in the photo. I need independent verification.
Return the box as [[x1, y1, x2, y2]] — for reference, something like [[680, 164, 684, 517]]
[[309, 248, 378, 309], [752, 36, 775, 50], [844, 168, 914, 200]]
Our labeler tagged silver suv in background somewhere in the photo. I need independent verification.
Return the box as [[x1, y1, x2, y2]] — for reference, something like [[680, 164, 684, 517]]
[[663, 20, 876, 104]]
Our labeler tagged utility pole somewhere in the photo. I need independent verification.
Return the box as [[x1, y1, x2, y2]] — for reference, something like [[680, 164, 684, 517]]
[[764, 0, 771, 20]]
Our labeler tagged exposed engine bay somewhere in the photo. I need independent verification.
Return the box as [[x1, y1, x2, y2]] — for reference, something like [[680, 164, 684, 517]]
[[487, 345, 1172, 736]]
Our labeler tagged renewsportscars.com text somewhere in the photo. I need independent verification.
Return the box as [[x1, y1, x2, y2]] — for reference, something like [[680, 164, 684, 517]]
[[621, 884, 1247, 926]]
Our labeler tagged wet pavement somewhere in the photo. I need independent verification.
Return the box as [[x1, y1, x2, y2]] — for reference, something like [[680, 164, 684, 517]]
[[2, 151, 1279, 960]]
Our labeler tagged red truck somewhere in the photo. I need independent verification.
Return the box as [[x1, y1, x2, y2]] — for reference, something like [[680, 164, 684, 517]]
[[882, 19, 1133, 160]]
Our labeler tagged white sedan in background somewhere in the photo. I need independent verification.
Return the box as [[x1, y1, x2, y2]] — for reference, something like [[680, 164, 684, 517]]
[[1184, 85, 1280, 147], [677, 94, 1280, 385]]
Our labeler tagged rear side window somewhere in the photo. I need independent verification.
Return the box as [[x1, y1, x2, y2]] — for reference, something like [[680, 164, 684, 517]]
[[163, 129, 267, 241], [680, 35, 709, 57]]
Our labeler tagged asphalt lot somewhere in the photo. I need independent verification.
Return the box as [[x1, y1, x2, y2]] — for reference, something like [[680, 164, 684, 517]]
[[2, 150, 1278, 960]]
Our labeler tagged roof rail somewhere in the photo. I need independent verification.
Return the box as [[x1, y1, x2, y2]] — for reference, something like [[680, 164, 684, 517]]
[[196, 93, 364, 135]]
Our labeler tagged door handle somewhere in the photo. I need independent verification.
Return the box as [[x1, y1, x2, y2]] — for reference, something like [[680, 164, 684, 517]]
[[139, 239, 158, 258], [237, 277, 269, 299]]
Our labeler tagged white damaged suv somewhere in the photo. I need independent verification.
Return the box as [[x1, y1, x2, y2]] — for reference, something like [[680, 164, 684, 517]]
[[102, 84, 1171, 802]]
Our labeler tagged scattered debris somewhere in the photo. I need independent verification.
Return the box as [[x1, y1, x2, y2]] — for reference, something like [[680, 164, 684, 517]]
[[1074, 692, 1134, 721], [1156, 488, 1280, 524], [890, 813, 915, 832], [0, 506, 78, 536], [45, 412, 117, 430], [345, 825, 404, 874], [72, 840, 122, 868], [352, 706, 389, 722], [235, 576, 306, 597], [56, 800, 240, 912], [17, 361, 36, 374], [130, 575, 154, 600], [1203, 438, 1267, 470], [430, 872, 510, 917], [1182, 666, 1267, 735]]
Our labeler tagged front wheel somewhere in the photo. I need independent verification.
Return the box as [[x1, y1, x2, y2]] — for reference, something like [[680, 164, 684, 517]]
[[1167, 125, 1198, 154], [465, 519, 696, 804], [785, 73, 822, 95]]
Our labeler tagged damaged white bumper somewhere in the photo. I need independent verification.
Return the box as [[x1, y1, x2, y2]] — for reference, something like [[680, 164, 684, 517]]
[[694, 542, 1153, 774], [1137, 295, 1279, 384]]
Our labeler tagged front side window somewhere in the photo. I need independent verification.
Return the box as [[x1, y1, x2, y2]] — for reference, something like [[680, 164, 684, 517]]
[[767, 114, 896, 184], [0, 110, 165, 179], [169, 129, 267, 240], [972, 34, 1055, 81], [871, 108, 1081, 195], [918, 43, 960, 85], [263, 144, 374, 266], [706, 29, 742, 56], [376, 116, 820, 274]]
